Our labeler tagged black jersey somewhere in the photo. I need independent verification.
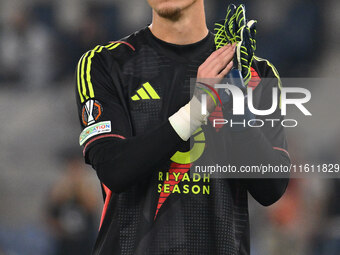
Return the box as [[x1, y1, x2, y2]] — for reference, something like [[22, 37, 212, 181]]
[[75, 27, 288, 255]]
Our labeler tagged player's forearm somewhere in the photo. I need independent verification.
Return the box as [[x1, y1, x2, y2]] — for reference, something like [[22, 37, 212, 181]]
[[86, 121, 183, 193], [230, 128, 290, 206], [231, 127, 290, 166], [245, 178, 289, 206]]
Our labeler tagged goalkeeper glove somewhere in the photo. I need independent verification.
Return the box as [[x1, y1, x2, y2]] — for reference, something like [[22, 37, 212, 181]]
[[214, 4, 257, 131], [214, 4, 257, 85]]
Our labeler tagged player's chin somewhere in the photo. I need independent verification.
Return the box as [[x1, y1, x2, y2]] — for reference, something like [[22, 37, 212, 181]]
[[149, 0, 196, 20], [156, 5, 182, 20]]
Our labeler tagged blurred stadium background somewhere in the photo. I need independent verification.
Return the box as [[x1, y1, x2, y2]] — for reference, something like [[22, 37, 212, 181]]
[[0, 0, 339, 254]]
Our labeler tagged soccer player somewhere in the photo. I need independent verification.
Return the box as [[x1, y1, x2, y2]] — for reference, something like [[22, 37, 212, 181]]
[[75, 0, 290, 254]]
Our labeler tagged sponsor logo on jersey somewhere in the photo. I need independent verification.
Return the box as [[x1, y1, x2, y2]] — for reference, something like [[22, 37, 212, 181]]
[[79, 121, 111, 146], [171, 128, 206, 164], [154, 128, 208, 219], [82, 100, 103, 126], [131, 82, 160, 101]]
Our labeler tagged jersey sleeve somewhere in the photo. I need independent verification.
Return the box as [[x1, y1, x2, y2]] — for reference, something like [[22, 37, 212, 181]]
[[75, 45, 131, 157], [255, 57, 289, 157]]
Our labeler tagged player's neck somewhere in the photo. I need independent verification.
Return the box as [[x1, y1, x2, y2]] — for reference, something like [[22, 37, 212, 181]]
[[149, 2, 208, 45]]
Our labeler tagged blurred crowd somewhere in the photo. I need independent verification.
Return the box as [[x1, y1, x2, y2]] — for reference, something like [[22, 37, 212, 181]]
[[0, 0, 331, 88], [0, 0, 339, 255]]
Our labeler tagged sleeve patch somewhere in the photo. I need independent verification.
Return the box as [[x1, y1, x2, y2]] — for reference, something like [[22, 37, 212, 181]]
[[82, 99, 103, 126], [79, 121, 111, 146]]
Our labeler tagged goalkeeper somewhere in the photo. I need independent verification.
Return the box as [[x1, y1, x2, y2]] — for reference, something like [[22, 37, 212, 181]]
[[75, 1, 290, 254]]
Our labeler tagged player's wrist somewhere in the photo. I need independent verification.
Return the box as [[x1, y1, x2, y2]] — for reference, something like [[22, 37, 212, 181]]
[[169, 96, 208, 141]]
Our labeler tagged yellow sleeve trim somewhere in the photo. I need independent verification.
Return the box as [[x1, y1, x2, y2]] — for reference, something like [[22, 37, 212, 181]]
[[254, 56, 282, 108], [77, 42, 123, 103], [254, 56, 282, 90]]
